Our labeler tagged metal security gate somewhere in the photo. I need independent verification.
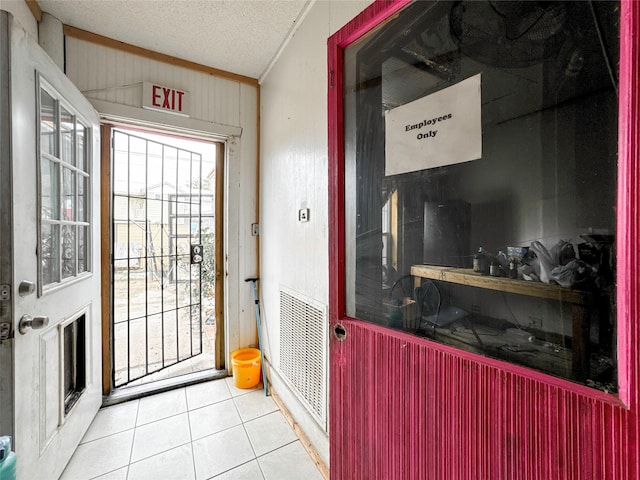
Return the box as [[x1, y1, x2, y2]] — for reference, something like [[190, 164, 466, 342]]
[[111, 129, 216, 387]]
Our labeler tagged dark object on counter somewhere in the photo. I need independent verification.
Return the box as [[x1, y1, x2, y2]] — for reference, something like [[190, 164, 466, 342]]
[[387, 298, 404, 329], [473, 246, 490, 275], [423, 200, 471, 268], [490, 261, 501, 277], [508, 260, 518, 279], [558, 241, 577, 265]]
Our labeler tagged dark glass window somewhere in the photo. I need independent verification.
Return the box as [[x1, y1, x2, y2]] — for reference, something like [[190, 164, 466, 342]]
[[344, 1, 619, 392], [63, 315, 86, 414]]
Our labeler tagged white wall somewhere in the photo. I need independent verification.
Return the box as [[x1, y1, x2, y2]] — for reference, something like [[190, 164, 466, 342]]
[[259, 0, 373, 466], [64, 38, 260, 367], [1, 1, 37, 39]]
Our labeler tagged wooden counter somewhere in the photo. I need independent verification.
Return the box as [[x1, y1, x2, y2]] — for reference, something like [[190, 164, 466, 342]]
[[410, 265, 592, 381]]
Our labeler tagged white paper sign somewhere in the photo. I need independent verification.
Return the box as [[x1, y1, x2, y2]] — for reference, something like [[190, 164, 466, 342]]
[[384, 73, 482, 176]]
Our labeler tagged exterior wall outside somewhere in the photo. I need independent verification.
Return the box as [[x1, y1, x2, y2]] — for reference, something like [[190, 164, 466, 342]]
[[259, 0, 373, 466], [64, 38, 260, 367], [328, 1, 640, 479]]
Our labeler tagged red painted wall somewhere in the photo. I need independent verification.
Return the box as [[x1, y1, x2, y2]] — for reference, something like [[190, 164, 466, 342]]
[[328, 1, 640, 479]]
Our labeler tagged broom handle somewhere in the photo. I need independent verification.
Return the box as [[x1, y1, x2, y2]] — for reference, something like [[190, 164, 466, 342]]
[[246, 278, 269, 396]]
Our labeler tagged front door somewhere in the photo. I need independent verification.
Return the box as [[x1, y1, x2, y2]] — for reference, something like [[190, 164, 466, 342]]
[[1, 13, 102, 480]]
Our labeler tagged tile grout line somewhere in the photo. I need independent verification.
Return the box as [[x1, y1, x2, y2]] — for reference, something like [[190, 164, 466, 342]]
[[127, 390, 194, 471], [82, 380, 272, 479], [270, 390, 328, 480], [186, 406, 198, 480], [254, 438, 299, 460], [230, 386, 266, 479], [126, 399, 142, 479]]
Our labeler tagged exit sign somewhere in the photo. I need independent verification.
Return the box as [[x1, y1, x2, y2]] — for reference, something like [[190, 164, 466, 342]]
[[142, 82, 190, 117]]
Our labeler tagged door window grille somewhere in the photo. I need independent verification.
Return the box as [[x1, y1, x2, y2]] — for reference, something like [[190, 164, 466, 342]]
[[38, 77, 91, 291]]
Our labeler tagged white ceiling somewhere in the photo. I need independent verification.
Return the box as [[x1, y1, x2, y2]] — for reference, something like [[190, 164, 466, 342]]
[[37, 0, 311, 80]]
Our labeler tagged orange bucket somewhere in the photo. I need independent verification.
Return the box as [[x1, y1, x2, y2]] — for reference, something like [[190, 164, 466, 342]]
[[231, 348, 261, 388]]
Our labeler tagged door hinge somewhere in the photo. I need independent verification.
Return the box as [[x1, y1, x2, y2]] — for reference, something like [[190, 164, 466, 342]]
[[0, 284, 9, 301], [329, 70, 334, 88]]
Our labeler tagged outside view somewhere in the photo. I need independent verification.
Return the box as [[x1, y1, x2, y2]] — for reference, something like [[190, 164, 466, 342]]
[[112, 128, 218, 387]]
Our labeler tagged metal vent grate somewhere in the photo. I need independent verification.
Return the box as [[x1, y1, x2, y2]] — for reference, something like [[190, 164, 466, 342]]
[[279, 288, 327, 426]]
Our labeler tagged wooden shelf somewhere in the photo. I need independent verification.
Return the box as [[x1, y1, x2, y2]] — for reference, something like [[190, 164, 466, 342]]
[[410, 265, 591, 306], [411, 264, 592, 381]]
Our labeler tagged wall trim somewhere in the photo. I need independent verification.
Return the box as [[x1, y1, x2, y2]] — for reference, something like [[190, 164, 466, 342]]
[[63, 24, 259, 87], [259, 0, 315, 84], [24, 0, 42, 23], [88, 98, 242, 140], [271, 387, 329, 480], [268, 362, 330, 473]]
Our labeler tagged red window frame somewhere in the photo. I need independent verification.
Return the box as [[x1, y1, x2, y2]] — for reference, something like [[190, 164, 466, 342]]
[[328, 0, 640, 406]]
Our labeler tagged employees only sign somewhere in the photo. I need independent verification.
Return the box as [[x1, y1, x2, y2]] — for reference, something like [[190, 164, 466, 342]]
[[384, 74, 482, 176]]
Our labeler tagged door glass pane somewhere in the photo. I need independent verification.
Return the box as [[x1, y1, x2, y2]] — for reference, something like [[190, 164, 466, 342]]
[[62, 167, 75, 221], [41, 223, 60, 285], [40, 89, 57, 156], [60, 106, 74, 165], [38, 79, 92, 290], [78, 225, 88, 273], [41, 158, 59, 220], [62, 225, 76, 279], [77, 121, 87, 172], [78, 174, 88, 222], [343, 0, 619, 392]]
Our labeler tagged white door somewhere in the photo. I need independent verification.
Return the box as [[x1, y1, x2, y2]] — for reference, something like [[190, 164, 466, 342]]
[[3, 13, 102, 480]]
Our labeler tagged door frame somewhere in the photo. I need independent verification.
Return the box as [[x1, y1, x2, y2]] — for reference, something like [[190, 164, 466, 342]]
[[0, 9, 14, 440], [99, 120, 231, 396]]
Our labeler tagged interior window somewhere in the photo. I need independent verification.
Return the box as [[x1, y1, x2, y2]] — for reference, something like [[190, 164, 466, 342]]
[[38, 79, 91, 290], [343, 1, 619, 392]]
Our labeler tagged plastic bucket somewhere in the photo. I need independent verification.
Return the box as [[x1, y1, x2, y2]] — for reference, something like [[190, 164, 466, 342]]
[[231, 348, 261, 389]]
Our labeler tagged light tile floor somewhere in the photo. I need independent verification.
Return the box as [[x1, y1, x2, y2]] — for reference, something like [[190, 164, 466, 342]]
[[60, 377, 324, 480]]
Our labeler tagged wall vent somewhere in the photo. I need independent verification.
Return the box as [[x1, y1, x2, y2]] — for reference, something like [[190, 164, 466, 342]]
[[279, 287, 327, 427]]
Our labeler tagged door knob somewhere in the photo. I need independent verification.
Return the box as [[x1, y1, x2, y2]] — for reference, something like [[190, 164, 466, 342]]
[[18, 280, 36, 297], [18, 315, 49, 335]]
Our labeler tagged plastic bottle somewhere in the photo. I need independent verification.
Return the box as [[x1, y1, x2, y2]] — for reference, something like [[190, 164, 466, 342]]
[[0, 436, 17, 480], [473, 247, 489, 275], [508, 257, 518, 279]]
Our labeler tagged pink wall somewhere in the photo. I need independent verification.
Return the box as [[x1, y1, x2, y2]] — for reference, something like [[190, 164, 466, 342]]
[[328, 1, 640, 479]]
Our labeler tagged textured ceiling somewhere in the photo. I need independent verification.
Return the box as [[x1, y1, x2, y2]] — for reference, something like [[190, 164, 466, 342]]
[[37, 0, 310, 79]]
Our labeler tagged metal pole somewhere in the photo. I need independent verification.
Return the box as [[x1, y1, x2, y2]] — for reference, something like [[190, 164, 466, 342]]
[[245, 277, 268, 396]]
